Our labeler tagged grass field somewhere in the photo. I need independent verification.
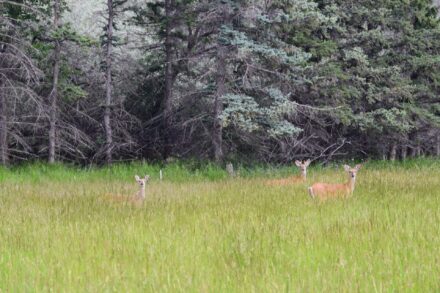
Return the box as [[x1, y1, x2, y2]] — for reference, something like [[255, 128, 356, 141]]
[[0, 159, 439, 291]]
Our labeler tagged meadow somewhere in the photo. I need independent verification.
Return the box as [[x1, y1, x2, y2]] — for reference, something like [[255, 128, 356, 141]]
[[0, 159, 439, 292]]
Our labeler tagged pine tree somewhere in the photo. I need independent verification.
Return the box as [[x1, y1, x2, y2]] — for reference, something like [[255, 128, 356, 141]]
[[0, 1, 43, 164], [298, 0, 440, 158]]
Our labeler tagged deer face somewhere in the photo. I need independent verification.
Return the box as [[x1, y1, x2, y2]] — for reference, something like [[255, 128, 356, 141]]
[[135, 175, 150, 187], [295, 160, 311, 174], [343, 164, 362, 179]]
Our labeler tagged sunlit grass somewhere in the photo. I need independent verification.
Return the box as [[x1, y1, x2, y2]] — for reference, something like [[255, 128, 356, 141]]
[[0, 159, 439, 291]]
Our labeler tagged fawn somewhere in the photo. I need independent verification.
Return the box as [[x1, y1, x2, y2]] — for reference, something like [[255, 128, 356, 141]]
[[133, 175, 150, 204], [308, 164, 362, 201], [266, 160, 311, 186], [103, 175, 150, 206]]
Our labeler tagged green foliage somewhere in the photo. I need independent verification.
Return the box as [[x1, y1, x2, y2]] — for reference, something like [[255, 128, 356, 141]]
[[299, 0, 440, 153], [60, 83, 88, 101], [53, 23, 96, 46], [2, 0, 440, 164], [220, 89, 301, 138], [224, 26, 311, 65]]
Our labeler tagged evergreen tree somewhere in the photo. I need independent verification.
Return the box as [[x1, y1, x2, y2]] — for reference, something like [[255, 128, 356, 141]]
[[0, 0, 43, 164]]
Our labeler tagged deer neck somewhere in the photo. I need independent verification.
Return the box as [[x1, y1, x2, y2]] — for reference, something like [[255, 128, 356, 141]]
[[346, 176, 356, 193], [292, 170, 306, 181], [301, 170, 306, 180], [138, 186, 146, 199]]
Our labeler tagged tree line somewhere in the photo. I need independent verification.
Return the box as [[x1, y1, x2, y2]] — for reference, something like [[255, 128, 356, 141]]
[[0, 0, 439, 166]]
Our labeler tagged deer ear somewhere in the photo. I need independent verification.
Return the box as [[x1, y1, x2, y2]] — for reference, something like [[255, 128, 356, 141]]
[[355, 164, 362, 170], [145, 175, 150, 181], [304, 159, 311, 166], [343, 165, 351, 172], [135, 175, 140, 181], [294, 160, 301, 167]]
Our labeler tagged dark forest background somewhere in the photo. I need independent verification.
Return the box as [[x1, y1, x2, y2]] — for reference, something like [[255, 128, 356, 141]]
[[1, 0, 440, 165]]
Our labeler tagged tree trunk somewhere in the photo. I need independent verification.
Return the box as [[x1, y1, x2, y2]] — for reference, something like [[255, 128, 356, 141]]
[[389, 143, 397, 161], [104, 0, 114, 165], [163, 0, 174, 159], [380, 145, 387, 160], [410, 146, 417, 158], [49, 0, 61, 164], [401, 145, 407, 160], [279, 140, 287, 157], [213, 25, 227, 163], [0, 43, 7, 165], [0, 91, 8, 165], [436, 134, 440, 157]]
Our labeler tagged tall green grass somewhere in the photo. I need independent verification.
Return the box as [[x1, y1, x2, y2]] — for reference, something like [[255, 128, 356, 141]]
[[0, 159, 439, 291]]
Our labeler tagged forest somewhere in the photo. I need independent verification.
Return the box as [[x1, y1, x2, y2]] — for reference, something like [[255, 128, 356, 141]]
[[1, 0, 440, 165]]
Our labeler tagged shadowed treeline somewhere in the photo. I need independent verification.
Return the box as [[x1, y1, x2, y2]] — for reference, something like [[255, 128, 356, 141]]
[[0, 0, 439, 165]]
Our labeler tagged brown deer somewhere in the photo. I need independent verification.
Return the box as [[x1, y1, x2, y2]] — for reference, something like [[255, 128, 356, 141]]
[[266, 160, 311, 186], [103, 175, 150, 206], [308, 164, 362, 201]]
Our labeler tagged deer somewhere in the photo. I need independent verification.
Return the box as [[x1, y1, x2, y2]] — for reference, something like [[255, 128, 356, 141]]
[[308, 164, 362, 201], [102, 175, 150, 206], [266, 160, 311, 186]]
